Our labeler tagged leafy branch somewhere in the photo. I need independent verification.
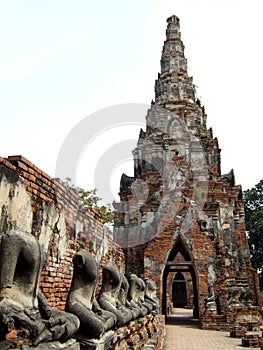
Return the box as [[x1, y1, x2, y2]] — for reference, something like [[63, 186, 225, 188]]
[[77, 188, 115, 225], [61, 179, 114, 225]]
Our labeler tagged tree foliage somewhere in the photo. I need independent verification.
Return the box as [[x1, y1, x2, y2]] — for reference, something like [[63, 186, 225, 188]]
[[62, 179, 115, 225], [77, 188, 115, 225], [244, 179, 263, 289]]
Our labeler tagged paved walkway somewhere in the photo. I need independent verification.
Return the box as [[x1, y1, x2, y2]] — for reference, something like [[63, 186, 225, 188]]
[[163, 308, 261, 350]]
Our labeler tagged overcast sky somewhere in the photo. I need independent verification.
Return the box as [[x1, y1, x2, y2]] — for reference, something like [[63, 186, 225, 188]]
[[1, 0, 263, 203]]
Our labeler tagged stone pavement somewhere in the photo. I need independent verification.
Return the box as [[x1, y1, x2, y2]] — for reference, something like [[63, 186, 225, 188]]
[[163, 308, 261, 350]]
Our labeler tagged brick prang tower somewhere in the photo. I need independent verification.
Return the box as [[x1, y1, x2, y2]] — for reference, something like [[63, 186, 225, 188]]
[[114, 15, 261, 329]]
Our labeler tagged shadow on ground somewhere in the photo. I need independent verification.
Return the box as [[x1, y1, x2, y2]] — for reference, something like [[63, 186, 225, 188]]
[[165, 308, 201, 328]]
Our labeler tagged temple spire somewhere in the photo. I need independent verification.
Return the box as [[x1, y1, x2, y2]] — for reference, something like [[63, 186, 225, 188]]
[[155, 15, 196, 108], [161, 15, 187, 74], [166, 15, 181, 39]]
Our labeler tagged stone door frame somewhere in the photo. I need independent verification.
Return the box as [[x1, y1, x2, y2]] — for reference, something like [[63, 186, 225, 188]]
[[162, 236, 199, 319]]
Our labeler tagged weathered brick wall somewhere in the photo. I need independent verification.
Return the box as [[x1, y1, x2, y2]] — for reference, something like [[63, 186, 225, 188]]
[[0, 155, 125, 309], [0, 155, 166, 349]]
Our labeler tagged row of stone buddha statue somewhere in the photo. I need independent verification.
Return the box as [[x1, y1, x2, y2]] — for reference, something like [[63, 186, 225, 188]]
[[66, 249, 159, 340], [0, 230, 159, 347]]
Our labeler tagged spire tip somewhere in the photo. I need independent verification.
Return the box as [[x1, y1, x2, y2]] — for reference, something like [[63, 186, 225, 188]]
[[167, 15, 180, 25]]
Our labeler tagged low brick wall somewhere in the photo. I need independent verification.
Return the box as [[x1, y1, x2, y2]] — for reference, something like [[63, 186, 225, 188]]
[[0, 155, 164, 349], [0, 155, 125, 308]]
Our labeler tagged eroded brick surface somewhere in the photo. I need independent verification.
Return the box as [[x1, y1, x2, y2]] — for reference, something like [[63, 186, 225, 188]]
[[114, 15, 261, 330], [0, 155, 125, 309]]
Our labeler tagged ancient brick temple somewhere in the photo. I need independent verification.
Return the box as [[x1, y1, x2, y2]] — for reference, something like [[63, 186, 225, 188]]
[[114, 15, 261, 329], [0, 15, 261, 349]]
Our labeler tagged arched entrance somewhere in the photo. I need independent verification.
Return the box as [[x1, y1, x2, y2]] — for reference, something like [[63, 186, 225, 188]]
[[162, 236, 199, 319]]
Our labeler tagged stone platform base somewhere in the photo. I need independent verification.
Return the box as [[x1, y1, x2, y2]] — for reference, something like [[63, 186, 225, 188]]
[[77, 331, 116, 350], [11, 338, 80, 350], [201, 306, 261, 331], [141, 314, 165, 350], [113, 314, 165, 350], [242, 334, 263, 347], [73, 314, 164, 350], [4, 314, 164, 350]]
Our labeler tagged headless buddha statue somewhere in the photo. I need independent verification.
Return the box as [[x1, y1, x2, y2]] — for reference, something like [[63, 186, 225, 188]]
[[128, 274, 148, 318], [0, 229, 79, 346], [144, 278, 159, 311], [98, 263, 133, 326], [66, 250, 116, 339], [118, 274, 135, 321]]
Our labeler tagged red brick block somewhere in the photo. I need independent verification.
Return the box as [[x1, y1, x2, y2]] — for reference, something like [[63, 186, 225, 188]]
[[6, 330, 17, 339]]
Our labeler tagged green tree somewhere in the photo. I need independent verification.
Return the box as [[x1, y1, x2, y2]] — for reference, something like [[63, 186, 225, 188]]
[[77, 187, 115, 225], [61, 178, 115, 225], [244, 179, 263, 289]]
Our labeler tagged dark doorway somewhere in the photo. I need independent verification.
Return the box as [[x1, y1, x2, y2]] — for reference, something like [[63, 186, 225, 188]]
[[172, 272, 187, 307], [162, 235, 199, 320]]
